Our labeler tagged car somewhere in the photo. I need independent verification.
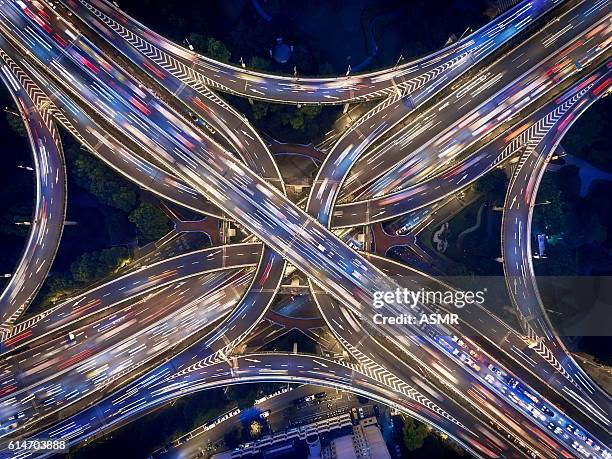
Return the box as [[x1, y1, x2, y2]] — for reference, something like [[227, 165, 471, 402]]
[[488, 364, 503, 376], [541, 406, 554, 417], [484, 374, 495, 384], [506, 377, 519, 389], [260, 410, 271, 419], [574, 429, 587, 441], [523, 391, 539, 404]]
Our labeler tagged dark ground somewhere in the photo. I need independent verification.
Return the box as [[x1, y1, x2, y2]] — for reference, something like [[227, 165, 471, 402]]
[[117, 0, 493, 76]]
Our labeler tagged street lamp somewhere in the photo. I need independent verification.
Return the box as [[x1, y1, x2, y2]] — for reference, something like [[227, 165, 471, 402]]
[[4, 107, 19, 117], [459, 26, 473, 40], [394, 54, 404, 69]]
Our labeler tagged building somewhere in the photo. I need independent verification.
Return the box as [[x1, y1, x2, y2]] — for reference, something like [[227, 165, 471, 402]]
[[306, 433, 322, 458], [212, 412, 352, 459], [322, 417, 392, 459]]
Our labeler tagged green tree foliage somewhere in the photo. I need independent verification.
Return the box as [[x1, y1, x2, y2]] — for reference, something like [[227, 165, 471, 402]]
[[476, 168, 507, 199], [187, 33, 207, 52], [402, 417, 429, 451], [69, 246, 128, 284], [290, 105, 322, 131], [248, 56, 271, 71], [46, 273, 75, 295], [251, 101, 269, 120], [205, 37, 231, 63], [300, 105, 322, 118], [252, 103, 323, 133], [225, 384, 259, 410], [71, 389, 228, 458], [128, 203, 172, 242], [534, 174, 564, 235], [289, 113, 305, 130], [6, 113, 27, 137], [188, 34, 231, 63], [71, 150, 138, 213]]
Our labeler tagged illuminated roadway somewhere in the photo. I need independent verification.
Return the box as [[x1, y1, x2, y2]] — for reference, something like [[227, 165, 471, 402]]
[[501, 64, 612, 423], [331, 19, 612, 227], [63, 0, 558, 105], [0, 0, 609, 457], [0, 60, 66, 336], [303, 0, 563, 230]]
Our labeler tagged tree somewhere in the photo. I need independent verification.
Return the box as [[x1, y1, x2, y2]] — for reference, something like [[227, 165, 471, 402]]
[[188, 33, 208, 53], [476, 168, 507, 198], [300, 105, 322, 119], [6, 113, 27, 137], [402, 417, 429, 451], [70, 150, 138, 213], [128, 203, 172, 241], [47, 273, 75, 294], [206, 37, 231, 63], [225, 385, 257, 410], [251, 102, 269, 120], [111, 186, 138, 213], [289, 113, 305, 130], [70, 247, 128, 284], [535, 174, 564, 235], [249, 56, 271, 71]]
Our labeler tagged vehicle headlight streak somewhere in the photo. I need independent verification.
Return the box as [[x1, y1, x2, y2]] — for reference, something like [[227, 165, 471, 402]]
[[0, 0, 609, 457]]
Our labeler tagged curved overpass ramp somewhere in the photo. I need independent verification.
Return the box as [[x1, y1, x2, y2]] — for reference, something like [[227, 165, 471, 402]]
[[0, 56, 67, 337]]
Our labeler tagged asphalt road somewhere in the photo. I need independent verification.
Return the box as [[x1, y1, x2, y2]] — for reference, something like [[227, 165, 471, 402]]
[[0, 62, 66, 334]]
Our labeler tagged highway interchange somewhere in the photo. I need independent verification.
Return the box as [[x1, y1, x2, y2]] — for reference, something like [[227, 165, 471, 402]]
[[0, 0, 609, 457]]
